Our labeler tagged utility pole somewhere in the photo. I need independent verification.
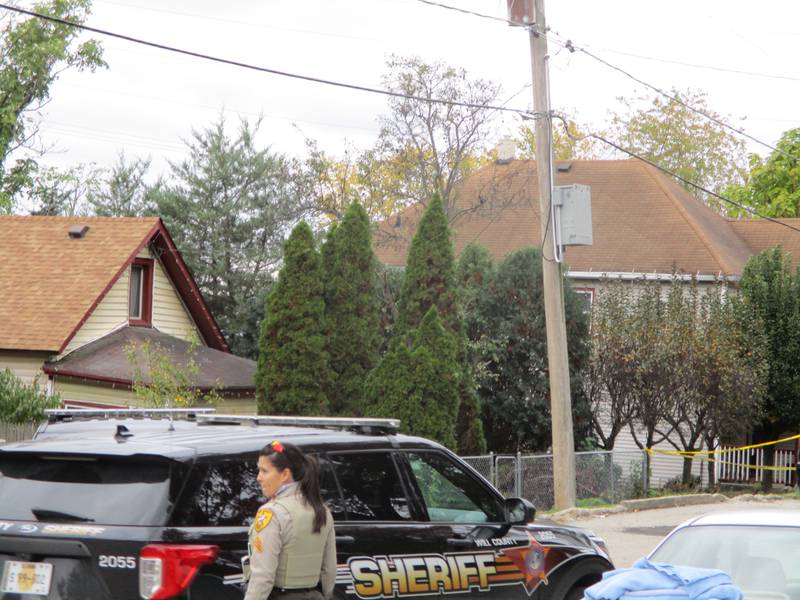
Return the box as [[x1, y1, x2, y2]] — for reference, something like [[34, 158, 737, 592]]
[[527, 0, 576, 509]]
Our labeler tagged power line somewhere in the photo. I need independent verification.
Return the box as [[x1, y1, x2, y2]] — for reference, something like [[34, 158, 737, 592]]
[[586, 46, 800, 83], [410, 0, 523, 26], [0, 3, 540, 121], [547, 34, 796, 163], [404, 0, 795, 163], [551, 113, 800, 235]]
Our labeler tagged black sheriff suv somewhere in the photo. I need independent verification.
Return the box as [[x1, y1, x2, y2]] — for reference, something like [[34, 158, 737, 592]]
[[0, 409, 613, 600]]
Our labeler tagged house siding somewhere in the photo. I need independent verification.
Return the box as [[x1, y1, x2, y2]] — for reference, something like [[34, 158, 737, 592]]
[[63, 272, 129, 354], [53, 378, 138, 406], [149, 250, 202, 343], [62, 246, 202, 356], [595, 399, 710, 488], [53, 377, 255, 414], [0, 351, 49, 385]]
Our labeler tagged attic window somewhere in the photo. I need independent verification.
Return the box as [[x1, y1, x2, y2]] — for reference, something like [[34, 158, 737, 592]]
[[68, 224, 90, 239], [129, 258, 154, 326]]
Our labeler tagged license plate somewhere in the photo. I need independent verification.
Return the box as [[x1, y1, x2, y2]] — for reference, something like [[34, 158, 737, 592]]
[[1, 560, 53, 596]]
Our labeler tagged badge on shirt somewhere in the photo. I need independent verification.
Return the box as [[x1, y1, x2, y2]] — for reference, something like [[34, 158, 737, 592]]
[[255, 508, 273, 532]]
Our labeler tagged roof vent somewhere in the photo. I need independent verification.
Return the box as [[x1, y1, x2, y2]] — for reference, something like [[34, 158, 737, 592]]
[[68, 224, 90, 239], [495, 137, 516, 165], [557, 162, 572, 172]]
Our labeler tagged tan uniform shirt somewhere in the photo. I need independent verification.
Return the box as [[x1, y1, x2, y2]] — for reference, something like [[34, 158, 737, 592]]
[[244, 483, 336, 600]]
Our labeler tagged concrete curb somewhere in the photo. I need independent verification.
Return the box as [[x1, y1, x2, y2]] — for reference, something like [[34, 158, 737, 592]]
[[549, 493, 729, 522], [621, 493, 728, 511]]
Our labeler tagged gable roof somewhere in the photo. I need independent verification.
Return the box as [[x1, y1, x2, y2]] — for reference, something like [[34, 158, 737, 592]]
[[0, 216, 228, 353], [375, 159, 755, 277]]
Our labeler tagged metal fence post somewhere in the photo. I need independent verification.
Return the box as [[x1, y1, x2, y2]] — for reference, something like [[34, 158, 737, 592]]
[[609, 450, 615, 501], [515, 451, 522, 497], [489, 451, 495, 488]]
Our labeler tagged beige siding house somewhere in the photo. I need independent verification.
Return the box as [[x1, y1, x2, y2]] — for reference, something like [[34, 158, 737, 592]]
[[0, 216, 256, 412], [374, 158, 800, 485]]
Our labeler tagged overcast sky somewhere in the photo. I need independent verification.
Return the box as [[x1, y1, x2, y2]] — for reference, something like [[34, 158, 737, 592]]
[[16, 0, 800, 178]]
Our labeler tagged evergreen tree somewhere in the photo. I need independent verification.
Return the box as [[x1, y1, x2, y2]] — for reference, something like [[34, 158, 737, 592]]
[[396, 194, 460, 335], [394, 196, 486, 452], [474, 247, 591, 453], [739, 246, 800, 490], [364, 307, 459, 448], [256, 222, 331, 415], [323, 202, 380, 415]]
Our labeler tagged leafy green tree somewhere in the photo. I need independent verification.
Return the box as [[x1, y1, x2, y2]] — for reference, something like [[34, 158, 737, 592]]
[[364, 307, 459, 448], [26, 163, 100, 215], [322, 202, 380, 415], [584, 279, 638, 450], [606, 88, 747, 213], [724, 128, 800, 217], [156, 115, 296, 358], [473, 247, 591, 453], [395, 195, 485, 453], [515, 114, 603, 160], [739, 246, 800, 490], [88, 153, 159, 217], [256, 221, 331, 416], [0, 369, 59, 423], [370, 55, 501, 220], [0, 0, 105, 211], [125, 336, 223, 407]]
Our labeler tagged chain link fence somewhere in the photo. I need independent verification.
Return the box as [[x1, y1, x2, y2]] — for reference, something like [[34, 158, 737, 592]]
[[462, 449, 648, 511]]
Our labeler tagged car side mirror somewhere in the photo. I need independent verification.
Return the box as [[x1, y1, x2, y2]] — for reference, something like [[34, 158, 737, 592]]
[[504, 497, 536, 524]]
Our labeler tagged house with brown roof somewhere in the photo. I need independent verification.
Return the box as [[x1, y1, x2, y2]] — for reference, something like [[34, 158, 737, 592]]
[[376, 158, 800, 304], [0, 216, 257, 411], [374, 158, 800, 486]]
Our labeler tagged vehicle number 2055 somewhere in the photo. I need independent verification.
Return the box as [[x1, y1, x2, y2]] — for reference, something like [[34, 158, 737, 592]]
[[98, 555, 137, 569]]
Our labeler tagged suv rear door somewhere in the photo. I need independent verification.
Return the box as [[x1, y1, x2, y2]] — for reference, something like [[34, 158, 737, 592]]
[[0, 451, 180, 600]]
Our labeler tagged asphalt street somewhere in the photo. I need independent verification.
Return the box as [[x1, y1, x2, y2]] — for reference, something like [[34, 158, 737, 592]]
[[557, 496, 800, 568]]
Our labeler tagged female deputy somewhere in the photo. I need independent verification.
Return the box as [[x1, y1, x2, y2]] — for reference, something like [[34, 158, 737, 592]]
[[244, 440, 336, 600]]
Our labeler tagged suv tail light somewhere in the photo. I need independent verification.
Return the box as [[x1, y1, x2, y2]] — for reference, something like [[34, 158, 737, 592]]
[[139, 544, 219, 599]]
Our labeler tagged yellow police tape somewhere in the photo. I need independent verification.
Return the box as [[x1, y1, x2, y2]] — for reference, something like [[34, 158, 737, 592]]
[[644, 432, 800, 458]]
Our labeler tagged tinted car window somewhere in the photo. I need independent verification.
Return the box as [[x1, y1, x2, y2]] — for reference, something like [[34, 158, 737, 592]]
[[318, 455, 346, 521], [170, 457, 262, 527], [408, 451, 504, 523], [0, 455, 172, 526], [329, 452, 411, 521]]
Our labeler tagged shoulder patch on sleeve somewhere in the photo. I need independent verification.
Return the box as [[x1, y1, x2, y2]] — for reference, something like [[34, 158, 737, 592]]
[[255, 508, 273, 532]]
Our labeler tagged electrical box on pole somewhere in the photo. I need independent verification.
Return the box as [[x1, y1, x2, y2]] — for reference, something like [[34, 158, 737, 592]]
[[553, 184, 592, 247]]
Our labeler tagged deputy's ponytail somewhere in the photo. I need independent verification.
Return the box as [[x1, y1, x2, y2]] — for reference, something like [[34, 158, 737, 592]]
[[260, 441, 328, 533]]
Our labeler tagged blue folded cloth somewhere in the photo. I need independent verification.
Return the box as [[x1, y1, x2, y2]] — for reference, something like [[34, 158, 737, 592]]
[[584, 558, 742, 600]]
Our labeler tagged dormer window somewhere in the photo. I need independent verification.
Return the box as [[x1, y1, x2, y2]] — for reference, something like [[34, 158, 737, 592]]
[[129, 258, 153, 326]]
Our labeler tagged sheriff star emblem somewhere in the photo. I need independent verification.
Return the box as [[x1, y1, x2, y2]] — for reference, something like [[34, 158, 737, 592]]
[[502, 531, 552, 591]]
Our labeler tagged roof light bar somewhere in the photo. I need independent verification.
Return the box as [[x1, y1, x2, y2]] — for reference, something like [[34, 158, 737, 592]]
[[197, 414, 400, 434], [45, 408, 216, 422]]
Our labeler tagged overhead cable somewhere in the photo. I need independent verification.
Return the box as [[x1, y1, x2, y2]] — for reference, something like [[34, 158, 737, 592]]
[[551, 113, 800, 235], [0, 3, 540, 120]]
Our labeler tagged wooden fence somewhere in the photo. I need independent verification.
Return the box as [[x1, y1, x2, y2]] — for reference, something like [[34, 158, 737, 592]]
[[717, 445, 796, 486], [0, 422, 39, 444]]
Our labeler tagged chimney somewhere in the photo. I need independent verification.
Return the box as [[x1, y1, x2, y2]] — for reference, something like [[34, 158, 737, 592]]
[[68, 224, 90, 239], [495, 137, 516, 165]]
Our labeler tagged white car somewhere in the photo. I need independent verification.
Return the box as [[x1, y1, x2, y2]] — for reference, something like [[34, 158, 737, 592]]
[[648, 510, 800, 600]]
